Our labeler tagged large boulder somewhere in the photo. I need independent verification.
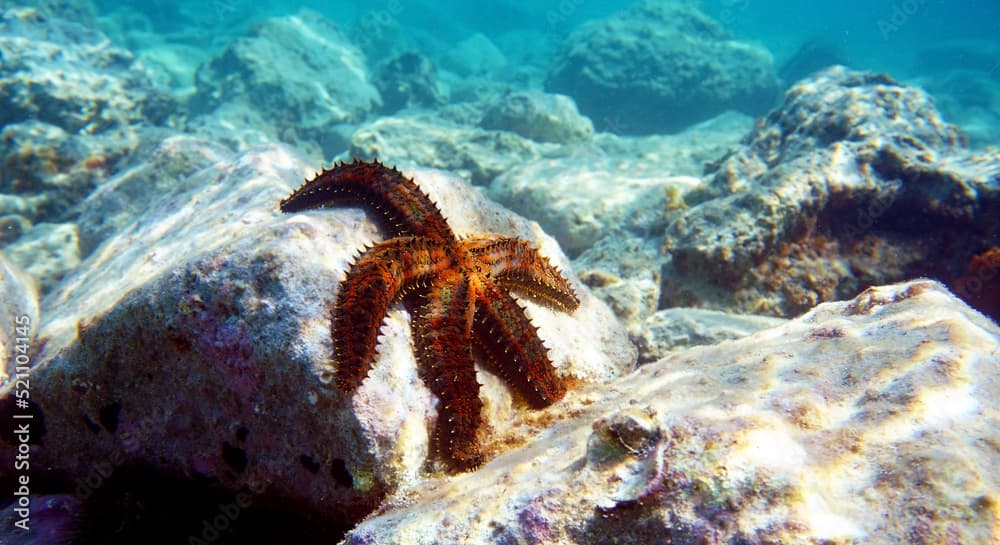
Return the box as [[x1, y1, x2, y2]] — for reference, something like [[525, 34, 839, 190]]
[[189, 9, 381, 158], [545, 0, 778, 135], [0, 145, 633, 540], [373, 51, 446, 114], [344, 280, 1000, 545], [480, 90, 594, 144], [662, 67, 1000, 317]]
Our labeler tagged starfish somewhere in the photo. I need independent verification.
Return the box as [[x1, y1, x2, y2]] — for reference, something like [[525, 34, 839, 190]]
[[280, 159, 580, 470]]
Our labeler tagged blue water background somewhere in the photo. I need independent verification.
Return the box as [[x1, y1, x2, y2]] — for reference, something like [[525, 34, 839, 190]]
[[90, 0, 1000, 75]]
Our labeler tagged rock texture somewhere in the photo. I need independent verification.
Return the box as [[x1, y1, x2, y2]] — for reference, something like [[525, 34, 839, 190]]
[[663, 67, 1000, 317], [546, 0, 778, 135], [1, 221, 79, 291], [75, 134, 232, 257], [633, 307, 787, 364], [487, 113, 753, 330], [346, 113, 559, 186], [189, 9, 380, 158], [344, 280, 1000, 545], [0, 7, 174, 228], [374, 51, 446, 114], [0, 146, 634, 534], [480, 90, 593, 144], [490, 157, 699, 257]]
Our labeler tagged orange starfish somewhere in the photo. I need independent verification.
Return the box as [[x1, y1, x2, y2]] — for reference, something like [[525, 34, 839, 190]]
[[280, 159, 580, 470]]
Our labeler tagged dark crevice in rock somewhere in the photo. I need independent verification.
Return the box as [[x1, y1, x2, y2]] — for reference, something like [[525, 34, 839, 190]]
[[331, 458, 354, 489], [25, 463, 364, 545], [299, 454, 320, 474], [98, 401, 121, 433], [221, 441, 247, 473]]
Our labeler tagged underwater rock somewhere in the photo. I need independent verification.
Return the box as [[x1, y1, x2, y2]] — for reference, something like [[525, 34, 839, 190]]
[[0, 253, 38, 380], [574, 232, 663, 329], [0, 7, 174, 132], [0, 146, 633, 528], [633, 307, 787, 364], [545, 0, 778, 135], [374, 51, 446, 114], [481, 90, 593, 144], [343, 280, 1000, 545], [489, 156, 700, 257], [75, 134, 232, 257], [2, 222, 79, 293], [349, 8, 415, 67], [440, 33, 507, 77], [0, 121, 118, 225], [483, 113, 751, 332], [14, 0, 98, 25], [346, 113, 557, 185], [183, 101, 279, 154], [663, 66, 1000, 317], [951, 246, 1000, 323], [0, 7, 176, 225], [189, 8, 380, 158]]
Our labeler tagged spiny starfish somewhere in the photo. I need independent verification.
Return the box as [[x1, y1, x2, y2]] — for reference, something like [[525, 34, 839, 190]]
[[280, 159, 580, 470]]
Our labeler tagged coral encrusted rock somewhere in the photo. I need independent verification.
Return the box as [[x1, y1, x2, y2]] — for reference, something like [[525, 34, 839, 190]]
[[343, 280, 1000, 545], [662, 66, 1000, 316]]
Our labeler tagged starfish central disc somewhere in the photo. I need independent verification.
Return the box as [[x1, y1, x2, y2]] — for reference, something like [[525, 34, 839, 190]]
[[281, 159, 580, 470]]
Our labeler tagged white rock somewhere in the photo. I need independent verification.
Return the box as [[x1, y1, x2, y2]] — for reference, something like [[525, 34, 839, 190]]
[[2, 146, 634, 522], [345, 280, 1000, 545]]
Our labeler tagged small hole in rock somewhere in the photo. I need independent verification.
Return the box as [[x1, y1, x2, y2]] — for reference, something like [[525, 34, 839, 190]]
[[299, 455, 320, 474], [221, 442, 247, 473], [236, 426, 249, 441], [99, 401, 121, 433], [331, 458, 353, 488]]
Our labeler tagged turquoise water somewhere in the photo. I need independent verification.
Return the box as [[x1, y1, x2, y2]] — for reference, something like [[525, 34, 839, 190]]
[[92, 0, 1000, 71], [85, 0, 1000, 144]]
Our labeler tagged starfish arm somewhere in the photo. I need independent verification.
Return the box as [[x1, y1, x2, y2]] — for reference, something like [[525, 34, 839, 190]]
[[279, 159, 583, 471], [280, 159, 455, 241], [413, 269, 483, 470], [466, 236, 580, 311], [334, 237, 453, 392], [473, 280, 567, 409]]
